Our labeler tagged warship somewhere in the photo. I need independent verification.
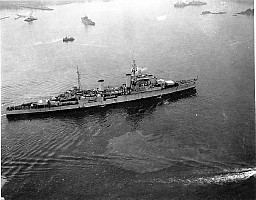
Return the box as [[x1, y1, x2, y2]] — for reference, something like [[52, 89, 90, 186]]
[[188, 1, 207, 6], [24, 11, 37, 22], [81, 14, 95, 25], [174, 1, 207, 8], [24, 15, 37, 22], [174, 2, 188, 8], [6, 59, 197, 117], [63, 36, 75, 42]]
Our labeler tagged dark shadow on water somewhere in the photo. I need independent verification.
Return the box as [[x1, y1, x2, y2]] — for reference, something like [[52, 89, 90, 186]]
[[6, 88, 197, 122], [124, 88, 197, 114], [123, 88, 197, 129]]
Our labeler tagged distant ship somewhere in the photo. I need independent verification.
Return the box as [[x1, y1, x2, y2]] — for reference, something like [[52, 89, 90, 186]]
[[63, 36, 75, 42], [81, 14, 95, 25], [201, 11, 227, 15], [188, 1, 207, 6], [174, 2, 188, 8], [24, 11, 38, 22], [174, 1, 206, 8], [24, 15, 37, 22], [5, 59, 197, 117]]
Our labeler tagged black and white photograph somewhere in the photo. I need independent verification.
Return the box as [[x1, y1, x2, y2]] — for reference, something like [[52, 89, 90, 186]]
[[1, 0, 255, 199]]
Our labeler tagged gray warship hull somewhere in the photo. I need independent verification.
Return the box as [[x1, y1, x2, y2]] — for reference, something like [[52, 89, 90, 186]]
[[6, 81, 196, 117]]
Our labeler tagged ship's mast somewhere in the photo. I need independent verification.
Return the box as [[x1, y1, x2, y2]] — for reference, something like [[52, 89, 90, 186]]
[[76, 66, 82, 91], [131, 58, 137, 77]]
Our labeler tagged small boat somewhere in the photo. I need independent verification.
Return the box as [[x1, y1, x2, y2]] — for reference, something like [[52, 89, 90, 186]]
[[81, 14, 95, 25], [63, 36, 75, 42], [24, 16, 37, 22], [24, 11, 37, 22]]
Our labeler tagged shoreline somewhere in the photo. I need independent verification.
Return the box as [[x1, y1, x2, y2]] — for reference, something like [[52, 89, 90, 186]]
[[19, 5, 54, 11]]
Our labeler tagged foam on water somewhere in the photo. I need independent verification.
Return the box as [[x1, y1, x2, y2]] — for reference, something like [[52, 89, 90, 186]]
[[142, 167, 256, 187], [33, 39, 63, 46], [74, 43, 108, 48], [156, 15, 167, 21]]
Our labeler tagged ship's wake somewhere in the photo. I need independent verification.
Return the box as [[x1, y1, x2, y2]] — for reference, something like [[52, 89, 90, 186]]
[[2, 145, 255, 190], [92, 130, 254, 174], [187, 168, 256, 186], [157, 15, 167, 21], [74, 43, 107, 48], [33, 39, 62, 46], [2, 127, 254, 190]]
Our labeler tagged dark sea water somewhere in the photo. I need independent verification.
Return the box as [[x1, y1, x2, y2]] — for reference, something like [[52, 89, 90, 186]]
[[1, 0, 255, 199]]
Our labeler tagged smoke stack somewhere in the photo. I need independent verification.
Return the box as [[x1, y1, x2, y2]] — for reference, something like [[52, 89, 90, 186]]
[[98, 80, 104, 92], [126, 74, 131, 88]]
